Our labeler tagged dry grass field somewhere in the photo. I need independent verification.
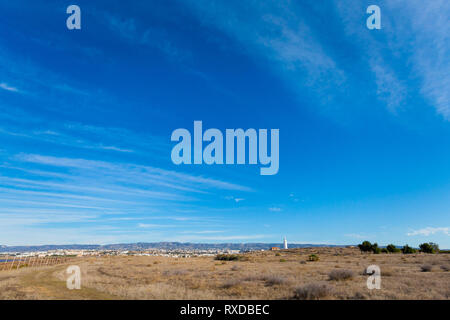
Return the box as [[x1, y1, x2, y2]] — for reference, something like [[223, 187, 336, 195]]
[[0, 247, 449, 300]]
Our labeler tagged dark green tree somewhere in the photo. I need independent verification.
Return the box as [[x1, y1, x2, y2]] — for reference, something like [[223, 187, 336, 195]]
[[419, 242, 439, 254], [372, 243, 381, 254], [358, 241, 373, 252], [401, 244, 417, 254], [358, 241, 382, 253], [386, 244, 400, 253]]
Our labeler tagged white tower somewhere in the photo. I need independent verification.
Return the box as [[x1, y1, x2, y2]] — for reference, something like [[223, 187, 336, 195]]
[[283, 236, 288, 250]]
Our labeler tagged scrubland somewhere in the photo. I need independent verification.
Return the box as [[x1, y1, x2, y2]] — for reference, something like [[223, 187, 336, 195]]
[[0, 247, 448, 300]]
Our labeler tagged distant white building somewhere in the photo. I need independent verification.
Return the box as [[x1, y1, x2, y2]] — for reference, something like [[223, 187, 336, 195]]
[[283, 236, 288, 250]]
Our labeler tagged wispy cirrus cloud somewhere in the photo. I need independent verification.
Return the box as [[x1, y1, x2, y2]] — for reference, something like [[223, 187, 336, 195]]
[[393, 1, 450, 120], [181, 0, 346, 108], [0, 82, 19, 93], [344, 233, 371, 240], [137, 223, 173, 228], [174, 234, 270, 241], [334, 2, 407, 114], [369, 58, 406, 113], [336, 1, 450, 119], [102, 12, 189, 62], [224, 196, 246, 203], [15, 154, 251, 192], [0, 48, 90, 100], [407, 227, 449, 237], [179, 230, 224, 234], [183, 1, 448, 121], [0, 150, 251, 244], [0, 104, 170, 156]]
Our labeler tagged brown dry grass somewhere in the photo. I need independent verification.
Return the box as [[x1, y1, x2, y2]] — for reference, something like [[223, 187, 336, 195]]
[[0, 247, 449, 300]]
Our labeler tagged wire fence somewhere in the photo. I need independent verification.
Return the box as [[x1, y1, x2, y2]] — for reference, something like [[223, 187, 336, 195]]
[[0, 255, 73, 272]]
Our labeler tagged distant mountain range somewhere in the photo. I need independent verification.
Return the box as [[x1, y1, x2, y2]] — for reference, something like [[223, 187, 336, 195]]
[[0, 242, 344, 252]]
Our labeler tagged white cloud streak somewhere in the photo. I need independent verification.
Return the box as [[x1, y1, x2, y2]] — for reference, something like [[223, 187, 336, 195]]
[[407, 227, 449, 237], [337, 1, 450, 119], [182, 0, 345, 105], [0, 82, 19, 92], [16, 154, 251, 192]]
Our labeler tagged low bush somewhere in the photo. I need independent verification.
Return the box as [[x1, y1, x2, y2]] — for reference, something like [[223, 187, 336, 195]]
[[242, 275, 261, 282], [263, 275, 289, 286], [352, 292, 367, 300], [215, 254, 243, 261], [420, 264, 432, 272], [163, 269, 188, 276], [328, 269, 354, 281], [308, 254, 319, 261], [221, 279, 240, 289], [293, 282, 333, 300]]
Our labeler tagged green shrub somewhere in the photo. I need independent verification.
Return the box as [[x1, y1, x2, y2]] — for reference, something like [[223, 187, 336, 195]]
[[275, 252, 281, 256], [308, 254, 319, 261], [401, 244, 417, 254], [419, 242, 439, 254], [372, 243, 381, 254], [215, 254, 240, 261], [358, 241, 381, 254], [215, 254, 249, 261], [358, 241, 373, 253], [381, 248, 388, 253], [386, 244, 401, 253], [279, 258, 287, 262]]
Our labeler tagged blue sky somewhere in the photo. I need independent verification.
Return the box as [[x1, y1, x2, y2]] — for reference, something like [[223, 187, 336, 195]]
[[0, 1, 449, 247]]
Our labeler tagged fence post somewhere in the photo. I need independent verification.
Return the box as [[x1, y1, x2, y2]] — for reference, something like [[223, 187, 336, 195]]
[[10, 256, 16, 271], [1, 257, 5, 271]]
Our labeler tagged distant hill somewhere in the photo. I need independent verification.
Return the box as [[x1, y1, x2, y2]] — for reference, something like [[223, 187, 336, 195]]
[[0, 242, 343, 253]]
